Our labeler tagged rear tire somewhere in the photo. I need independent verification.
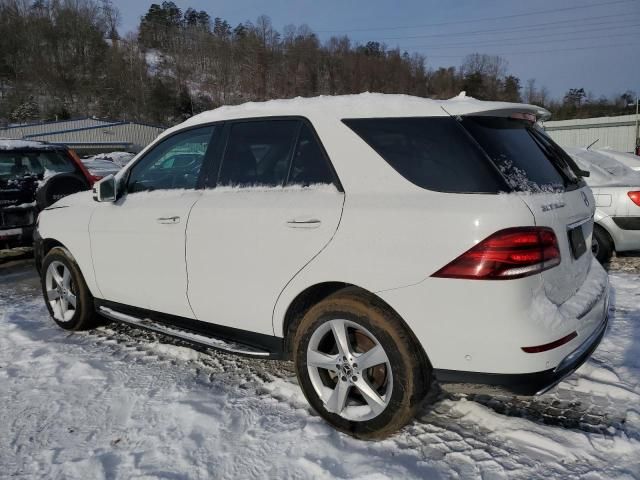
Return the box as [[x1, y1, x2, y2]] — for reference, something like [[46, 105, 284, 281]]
[[592, 225, 613, 264], [293, 288, 430, 439], [41, 247, 98, 330]]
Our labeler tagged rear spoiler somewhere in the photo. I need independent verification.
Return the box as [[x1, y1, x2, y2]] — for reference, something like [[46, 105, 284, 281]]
[[465, 107, 552, 122], [444, 94, 552, 121]]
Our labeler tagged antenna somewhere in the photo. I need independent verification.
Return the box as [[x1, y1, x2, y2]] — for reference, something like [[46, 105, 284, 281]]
[[586, 138, 599, 150]]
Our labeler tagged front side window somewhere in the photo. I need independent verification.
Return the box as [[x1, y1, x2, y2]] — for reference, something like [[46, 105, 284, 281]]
[[218, 120, 299, 187], [127, 126, 215, 193]]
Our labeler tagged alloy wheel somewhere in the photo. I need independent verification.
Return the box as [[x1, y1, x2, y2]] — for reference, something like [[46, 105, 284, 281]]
[[45, 261, 77, 322], [306, 319, 393, 421]]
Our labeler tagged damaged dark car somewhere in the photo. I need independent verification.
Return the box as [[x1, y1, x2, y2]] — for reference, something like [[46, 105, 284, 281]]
[[0, 140, 95, 248]]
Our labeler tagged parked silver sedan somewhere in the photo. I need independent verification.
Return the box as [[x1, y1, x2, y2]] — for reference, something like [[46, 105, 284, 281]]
[[567, 148, 640, 263]]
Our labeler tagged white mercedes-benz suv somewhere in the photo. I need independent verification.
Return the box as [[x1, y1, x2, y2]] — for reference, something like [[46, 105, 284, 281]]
[[35, 93, 609, 439]]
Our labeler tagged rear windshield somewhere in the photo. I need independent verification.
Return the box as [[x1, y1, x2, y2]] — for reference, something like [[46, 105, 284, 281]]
[[343, 117, 506, 193], [460, 116, 581, 192], [0, 150, 76, 181]]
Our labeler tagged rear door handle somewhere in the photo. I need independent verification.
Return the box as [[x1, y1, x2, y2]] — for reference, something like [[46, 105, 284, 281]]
[[157, 216, 180, 224], [286, 218, 322, 229]]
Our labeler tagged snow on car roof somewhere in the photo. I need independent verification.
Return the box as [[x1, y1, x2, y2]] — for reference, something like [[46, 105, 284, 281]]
[[166, 92, 550, 137], [0, 138, 63, 150]]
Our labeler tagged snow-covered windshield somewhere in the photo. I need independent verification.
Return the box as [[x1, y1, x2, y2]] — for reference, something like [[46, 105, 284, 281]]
[[0, 150, 75, 182]]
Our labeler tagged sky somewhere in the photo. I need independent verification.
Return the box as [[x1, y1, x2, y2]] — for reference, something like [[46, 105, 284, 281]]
[[111, 0, 640, 100]]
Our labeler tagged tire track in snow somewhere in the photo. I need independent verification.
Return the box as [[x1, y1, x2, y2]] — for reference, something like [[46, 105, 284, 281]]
[[2, 261, 639, 478]]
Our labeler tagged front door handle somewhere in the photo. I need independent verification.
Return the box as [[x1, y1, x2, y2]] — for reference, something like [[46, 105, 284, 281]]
[[286, 218, 321, 229], [157, 216, 180, 224]]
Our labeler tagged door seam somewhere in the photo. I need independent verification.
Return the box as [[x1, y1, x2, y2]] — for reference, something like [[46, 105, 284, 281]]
[[184, 193, 202, 319], [270, 192, 346, 336]]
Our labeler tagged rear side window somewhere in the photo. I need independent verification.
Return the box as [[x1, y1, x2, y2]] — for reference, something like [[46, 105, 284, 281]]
[[218, 120, 299, 187], [287, 124, 334, 186], [460, 117, 567, 192], [343, 117, 505, 193]]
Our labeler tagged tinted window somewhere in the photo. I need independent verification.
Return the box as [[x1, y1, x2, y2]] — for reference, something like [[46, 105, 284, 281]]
[[461, 117, 567, 192], [0, 150, 76, 181], [287, 124, 334, 186], [218, 121, 299, 187], [343, 117, 504, 193], [127, 126, 214, 193]]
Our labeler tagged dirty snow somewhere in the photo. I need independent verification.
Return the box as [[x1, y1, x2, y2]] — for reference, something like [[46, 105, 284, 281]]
[[1, 261, 639, 479]]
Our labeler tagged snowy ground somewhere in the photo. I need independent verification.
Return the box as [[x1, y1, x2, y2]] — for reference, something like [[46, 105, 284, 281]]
[[1, 259, 639, 479]]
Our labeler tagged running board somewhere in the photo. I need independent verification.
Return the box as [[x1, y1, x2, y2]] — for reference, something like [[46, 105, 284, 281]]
[[98, 306, 271, 357]]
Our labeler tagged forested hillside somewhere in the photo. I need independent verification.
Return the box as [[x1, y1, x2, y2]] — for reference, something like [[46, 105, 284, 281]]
[[0, 0, 636, 126]]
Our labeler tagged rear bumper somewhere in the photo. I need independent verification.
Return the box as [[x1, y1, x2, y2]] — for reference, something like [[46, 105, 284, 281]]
[[0, 225, 34, 247], [435, 302, 609, 396]]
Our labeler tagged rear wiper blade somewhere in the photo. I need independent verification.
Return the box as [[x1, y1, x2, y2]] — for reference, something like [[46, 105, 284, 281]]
[[528, 128, 584, 181]]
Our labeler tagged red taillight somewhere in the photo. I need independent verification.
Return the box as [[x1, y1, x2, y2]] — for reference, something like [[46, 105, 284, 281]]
[[510, 112, 537, 123], [628, 191, 640, 206], [432, 227, 561, 280]]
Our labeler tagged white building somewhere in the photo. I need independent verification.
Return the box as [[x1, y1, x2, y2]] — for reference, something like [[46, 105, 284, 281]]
[[0, 117, 165, 154], [543, 114, 638, 153]]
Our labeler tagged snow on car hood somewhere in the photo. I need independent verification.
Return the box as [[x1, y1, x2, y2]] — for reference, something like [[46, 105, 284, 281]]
[[565, 147, 640, 188]]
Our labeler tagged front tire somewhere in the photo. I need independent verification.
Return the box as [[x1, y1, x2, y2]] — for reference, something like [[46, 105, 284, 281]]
[[41, 246, 98, 330], [293, 288, 430, 439]]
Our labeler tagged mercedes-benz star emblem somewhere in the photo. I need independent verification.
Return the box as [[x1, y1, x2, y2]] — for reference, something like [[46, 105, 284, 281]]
[[581, 191, 590, 207]]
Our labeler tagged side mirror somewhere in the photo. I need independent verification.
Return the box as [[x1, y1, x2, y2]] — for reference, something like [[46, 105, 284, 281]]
[[93, 175, 117, 202]]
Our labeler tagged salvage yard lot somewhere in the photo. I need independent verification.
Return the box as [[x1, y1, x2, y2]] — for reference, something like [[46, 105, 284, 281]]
[[1, 257, 639, 479]]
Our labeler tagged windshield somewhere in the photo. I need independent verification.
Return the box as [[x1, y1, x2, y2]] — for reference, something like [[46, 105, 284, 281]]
[[0, 150, 76, 182], [460, 116, 582, 193]]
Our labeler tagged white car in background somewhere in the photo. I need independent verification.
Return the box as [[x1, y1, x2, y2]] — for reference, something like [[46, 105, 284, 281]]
[[81, 151, 134, 180], [596, 147, 640, 171], [34, 94, 608, 439], [566, 147, 640, 263]]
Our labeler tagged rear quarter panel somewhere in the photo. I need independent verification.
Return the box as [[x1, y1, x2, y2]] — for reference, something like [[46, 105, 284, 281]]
[[272, 190, 536, 336]]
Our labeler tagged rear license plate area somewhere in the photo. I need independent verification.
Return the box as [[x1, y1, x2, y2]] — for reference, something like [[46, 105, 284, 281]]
[[568, 225, 587, 259]]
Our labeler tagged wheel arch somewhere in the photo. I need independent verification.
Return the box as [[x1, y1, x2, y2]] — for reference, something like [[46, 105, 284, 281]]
[[42, 238, 68, 256], [594, 221, 616, 250], [281, 282, 432, 373], [38, 236, 101, 299]]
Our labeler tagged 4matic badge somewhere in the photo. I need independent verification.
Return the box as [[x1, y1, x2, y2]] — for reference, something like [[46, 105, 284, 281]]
[[541, 202, 565, 212]]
